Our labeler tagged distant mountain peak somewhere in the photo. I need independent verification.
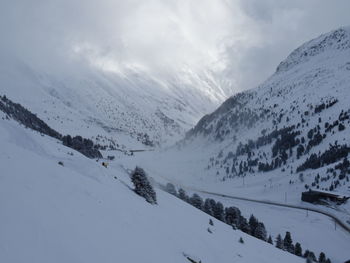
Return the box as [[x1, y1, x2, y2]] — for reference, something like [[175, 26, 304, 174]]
[[276, 26, 350, 73]]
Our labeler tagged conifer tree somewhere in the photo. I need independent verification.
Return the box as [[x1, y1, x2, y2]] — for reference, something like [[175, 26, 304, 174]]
[[178, 188, 189, 202], [239, 216, 251, 234], [283, 231, 294, 253], [295, 242, 302, 256], [189, 193, 203, 210], [224, 206, 241, 227], [308, 251, 317, 262], [203, 199, 213, 215], [267, 235, 273, 245], [131, 167, 157, 204], [254, 222, 267, 241], [318, 252, 326, 263], [275, 234, 283, 249], [249, 214, 258, 235], [212, 201, 224, 221]]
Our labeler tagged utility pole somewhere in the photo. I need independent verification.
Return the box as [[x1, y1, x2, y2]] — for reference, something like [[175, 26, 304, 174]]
[[334, 219, 337, 231]]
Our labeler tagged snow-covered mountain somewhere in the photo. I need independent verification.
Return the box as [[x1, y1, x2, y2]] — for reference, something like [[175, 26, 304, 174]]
[[0, 101, 304, 263], [2, 20, 350, 263], [0, 55, 232, 148], [125, 27, 350, 262], [171, 26, 350, 191]]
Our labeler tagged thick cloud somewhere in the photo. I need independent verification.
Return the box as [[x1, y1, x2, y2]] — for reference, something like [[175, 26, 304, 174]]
[[1, 0, 350, 92]]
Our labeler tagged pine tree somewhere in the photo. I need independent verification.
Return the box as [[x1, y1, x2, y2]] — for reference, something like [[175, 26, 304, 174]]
[[308, 251, 317, 262], [318, 252, 326, 263], [325, 258, 331, 263], [275, 234, 283, 249], [239, 237, 244, 244], [295, 242, 302, 256], [224, 206, 241, 227], [254, 222, 267, 241], [209, 219, 214, 226], [249, 214, 258, 236], [189, 193, 203, 210], [283, 231, 294, 253], [267, 235, 273, 245], [203, 199, 213, 215], [238, 216, 251, 234], [131, 167, 157, 204], [208, 199, 217, 214], [212, 201, 224, 221], [178, 188, 189, 202]]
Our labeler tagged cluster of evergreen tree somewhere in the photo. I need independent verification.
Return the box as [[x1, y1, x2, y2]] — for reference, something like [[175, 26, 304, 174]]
[[306, 126, 324, 151], [334, 157, 350, 176], [248, 215, 267, 241], [0, 95, 103, 159], [257, 126, 301, 172], [163, 183, 332, 262], [136, 133, 154, 147], [274, 229, 331, 262], [62, 135, 102, 159], [297, 143, 350, 172], [314, 99, 338, 114], [0, 95, 61, 139], [218, 125, 302, 176], [164, 185, 259, 235], [209, 104, 350, 181], [324, 116, 348, 133], [235, 126, 298, 158], [271, 127, 300, 158], [131, 167, 157, 204]]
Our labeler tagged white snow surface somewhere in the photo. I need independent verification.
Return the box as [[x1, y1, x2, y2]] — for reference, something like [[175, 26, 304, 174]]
[[0, 116, 303, 263], [118, 27, 350, 262]]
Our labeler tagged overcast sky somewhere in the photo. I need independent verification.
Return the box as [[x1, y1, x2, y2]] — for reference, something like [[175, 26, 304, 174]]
[[1, 0, 350, 93]]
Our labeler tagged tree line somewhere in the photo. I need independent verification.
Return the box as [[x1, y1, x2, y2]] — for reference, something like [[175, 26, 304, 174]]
[[163, 182, 332, 263]]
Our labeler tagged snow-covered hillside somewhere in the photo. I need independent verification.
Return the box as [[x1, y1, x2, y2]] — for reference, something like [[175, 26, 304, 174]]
[[0, 110, 303, 263], [150, 26, 350, 192], [122, 27, 350, 262], [0, 54, 232, 148]]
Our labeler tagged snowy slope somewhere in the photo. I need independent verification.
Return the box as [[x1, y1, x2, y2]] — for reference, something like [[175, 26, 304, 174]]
[[151, 26, 350, 192], [0, 54, 232, 148], [0, 113, 303, 263], [121, 27, 350, 262]]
